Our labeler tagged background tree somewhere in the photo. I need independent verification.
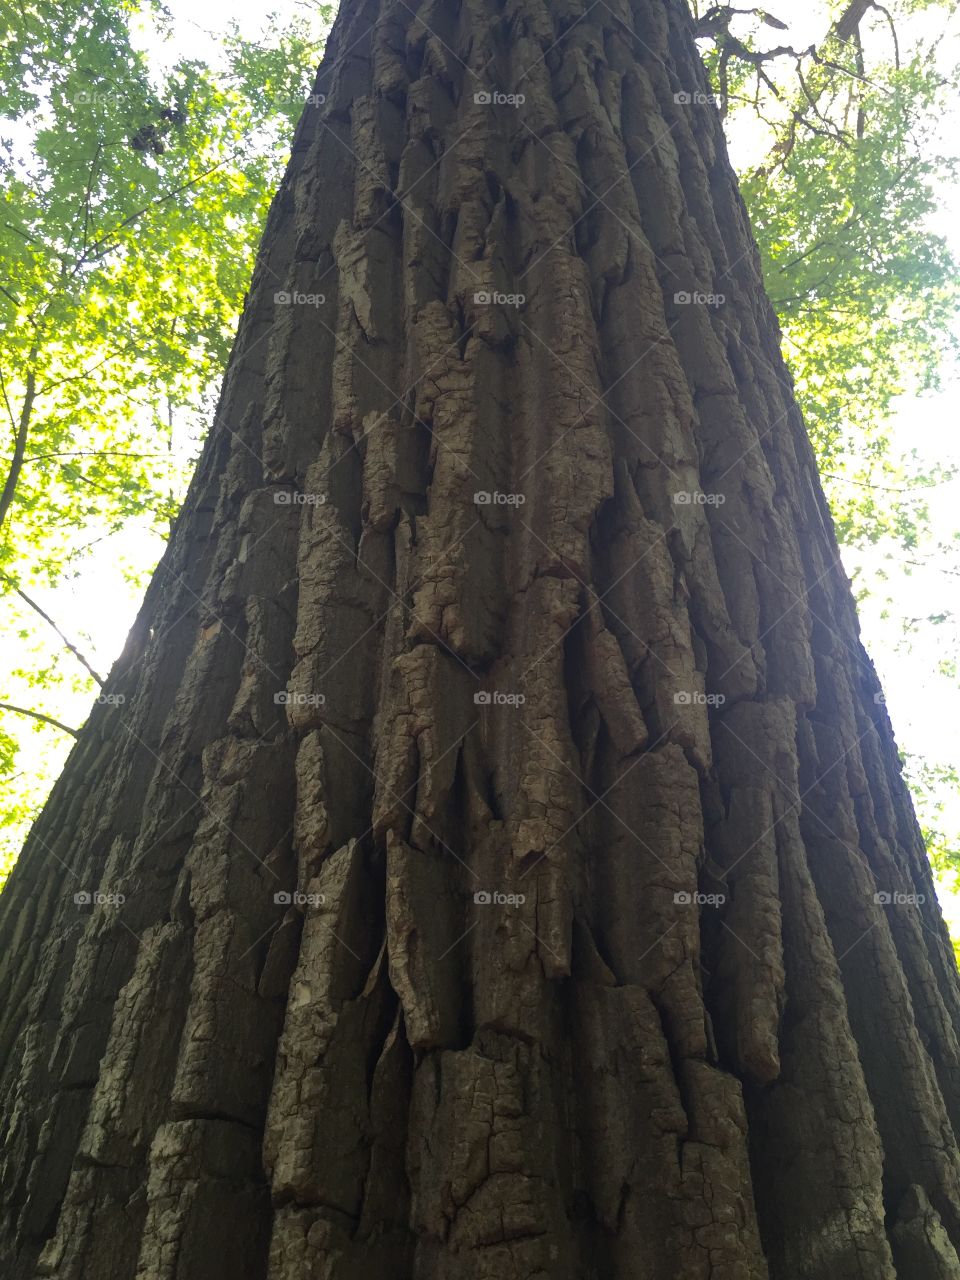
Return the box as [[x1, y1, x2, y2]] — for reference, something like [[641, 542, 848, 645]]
[[1, 0, 959, 1275]]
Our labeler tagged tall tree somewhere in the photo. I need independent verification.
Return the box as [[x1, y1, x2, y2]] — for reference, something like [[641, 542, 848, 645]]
[[1, 0, 959, 1277]]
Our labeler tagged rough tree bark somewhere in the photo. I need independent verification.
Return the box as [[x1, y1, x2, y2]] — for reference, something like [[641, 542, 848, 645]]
[[1, 0, 959, 1276]]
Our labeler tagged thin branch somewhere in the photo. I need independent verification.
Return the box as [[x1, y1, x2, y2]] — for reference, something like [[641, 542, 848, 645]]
[[0, 368, 17, 435], [694, 6, 788, 39], [82, 143, 104, 252], [0, 573, 104, 684], [821, 473, 939, 495], [36, 346, 128, 395], [70, 158, 232, 276], [2, 221, 41, 245], [0, 284, 34, 328], [869, 1, 900, 69], [0, 702, 79, 738], [852, 26, 866, 140], [0, 355, 37, 534], [23, 450, 164, 463], [904, 559, 960, 579], [60, 464, 113, 495]]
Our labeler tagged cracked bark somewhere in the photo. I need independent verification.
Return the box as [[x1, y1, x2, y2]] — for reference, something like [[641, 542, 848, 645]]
[[1, 0, 959, 1276]]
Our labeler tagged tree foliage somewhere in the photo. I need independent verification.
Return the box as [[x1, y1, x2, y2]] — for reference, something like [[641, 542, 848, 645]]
[[0, 0, 331, 581]]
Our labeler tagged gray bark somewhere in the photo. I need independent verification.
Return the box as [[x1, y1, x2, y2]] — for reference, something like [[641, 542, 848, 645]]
[[1, 0, 959, 1276]]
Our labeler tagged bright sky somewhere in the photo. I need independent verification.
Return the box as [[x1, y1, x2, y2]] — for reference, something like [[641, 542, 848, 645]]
[[3, 0, 959, 920]]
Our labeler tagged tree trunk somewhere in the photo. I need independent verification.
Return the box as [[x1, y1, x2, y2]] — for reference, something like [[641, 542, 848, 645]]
[[834, 0, 874, 46], [2, 0, 959, 1276]]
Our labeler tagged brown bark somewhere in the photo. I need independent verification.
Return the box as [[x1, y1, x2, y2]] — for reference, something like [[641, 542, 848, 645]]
[[834, 0, 874, 46], [0, 363, 36, 537], [1, 0, 959, 1277]]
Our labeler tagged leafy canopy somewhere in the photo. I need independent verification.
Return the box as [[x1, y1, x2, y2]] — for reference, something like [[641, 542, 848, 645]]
[[0, 0, 331, 583]]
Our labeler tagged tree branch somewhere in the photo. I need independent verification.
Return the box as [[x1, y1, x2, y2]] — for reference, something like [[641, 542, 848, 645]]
[[0, 702, 79, 738], [821, 473, 939, 495], [0, 368, 17, 436], [23, 450, 163, 463], [36, 346, 128, 395], [0, 356, 37, 534], [834, 0, 873, 46], [869, 2, 900, 69], [0, 574, 104, 684], [70, 159, 232, 275]]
